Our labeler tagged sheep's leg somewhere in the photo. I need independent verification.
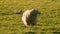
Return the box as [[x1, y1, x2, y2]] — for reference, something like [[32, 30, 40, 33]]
[[28, 25, 33, 31], [25, 24, 33, 32], [25, 25, 32, 31]]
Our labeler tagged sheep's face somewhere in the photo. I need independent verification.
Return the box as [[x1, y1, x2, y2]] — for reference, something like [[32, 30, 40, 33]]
[[31, 9, 41, 14]]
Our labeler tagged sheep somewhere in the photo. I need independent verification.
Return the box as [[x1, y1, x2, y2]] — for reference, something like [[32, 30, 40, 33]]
[[22, 8, 40, 30]]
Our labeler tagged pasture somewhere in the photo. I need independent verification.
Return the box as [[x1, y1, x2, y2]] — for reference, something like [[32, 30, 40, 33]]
[[0, 0, 60, 34]]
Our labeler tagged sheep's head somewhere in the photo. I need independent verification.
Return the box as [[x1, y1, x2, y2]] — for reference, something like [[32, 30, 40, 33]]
[[31, 8, 41, 14]]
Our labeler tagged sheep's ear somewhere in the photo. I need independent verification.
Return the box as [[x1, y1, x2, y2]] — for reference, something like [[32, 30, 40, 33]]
[[34, 8, 38, 10], [32, 9, 34, 10], [32, 8, 37, 11]]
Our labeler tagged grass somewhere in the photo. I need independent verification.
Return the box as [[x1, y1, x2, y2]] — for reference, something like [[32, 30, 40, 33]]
[[0, 0, 60, 34]]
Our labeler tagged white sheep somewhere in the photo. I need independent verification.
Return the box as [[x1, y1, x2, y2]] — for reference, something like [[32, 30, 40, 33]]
[[22, 8, 40, 30]]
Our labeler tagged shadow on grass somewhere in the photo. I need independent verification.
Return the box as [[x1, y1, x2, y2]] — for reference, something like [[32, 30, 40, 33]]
[[53, 32, 60, 34], [23, 31, 36, 34]]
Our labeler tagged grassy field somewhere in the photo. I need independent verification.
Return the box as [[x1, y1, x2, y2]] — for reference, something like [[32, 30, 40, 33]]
[[0, 0, 60, 34]]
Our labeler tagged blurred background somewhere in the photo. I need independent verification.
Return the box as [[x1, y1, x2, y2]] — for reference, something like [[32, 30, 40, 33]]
[[0, 0, 60, 34]]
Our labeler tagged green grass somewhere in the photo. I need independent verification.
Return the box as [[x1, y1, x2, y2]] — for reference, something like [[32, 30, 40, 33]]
[[0, 0, 60, 34]]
